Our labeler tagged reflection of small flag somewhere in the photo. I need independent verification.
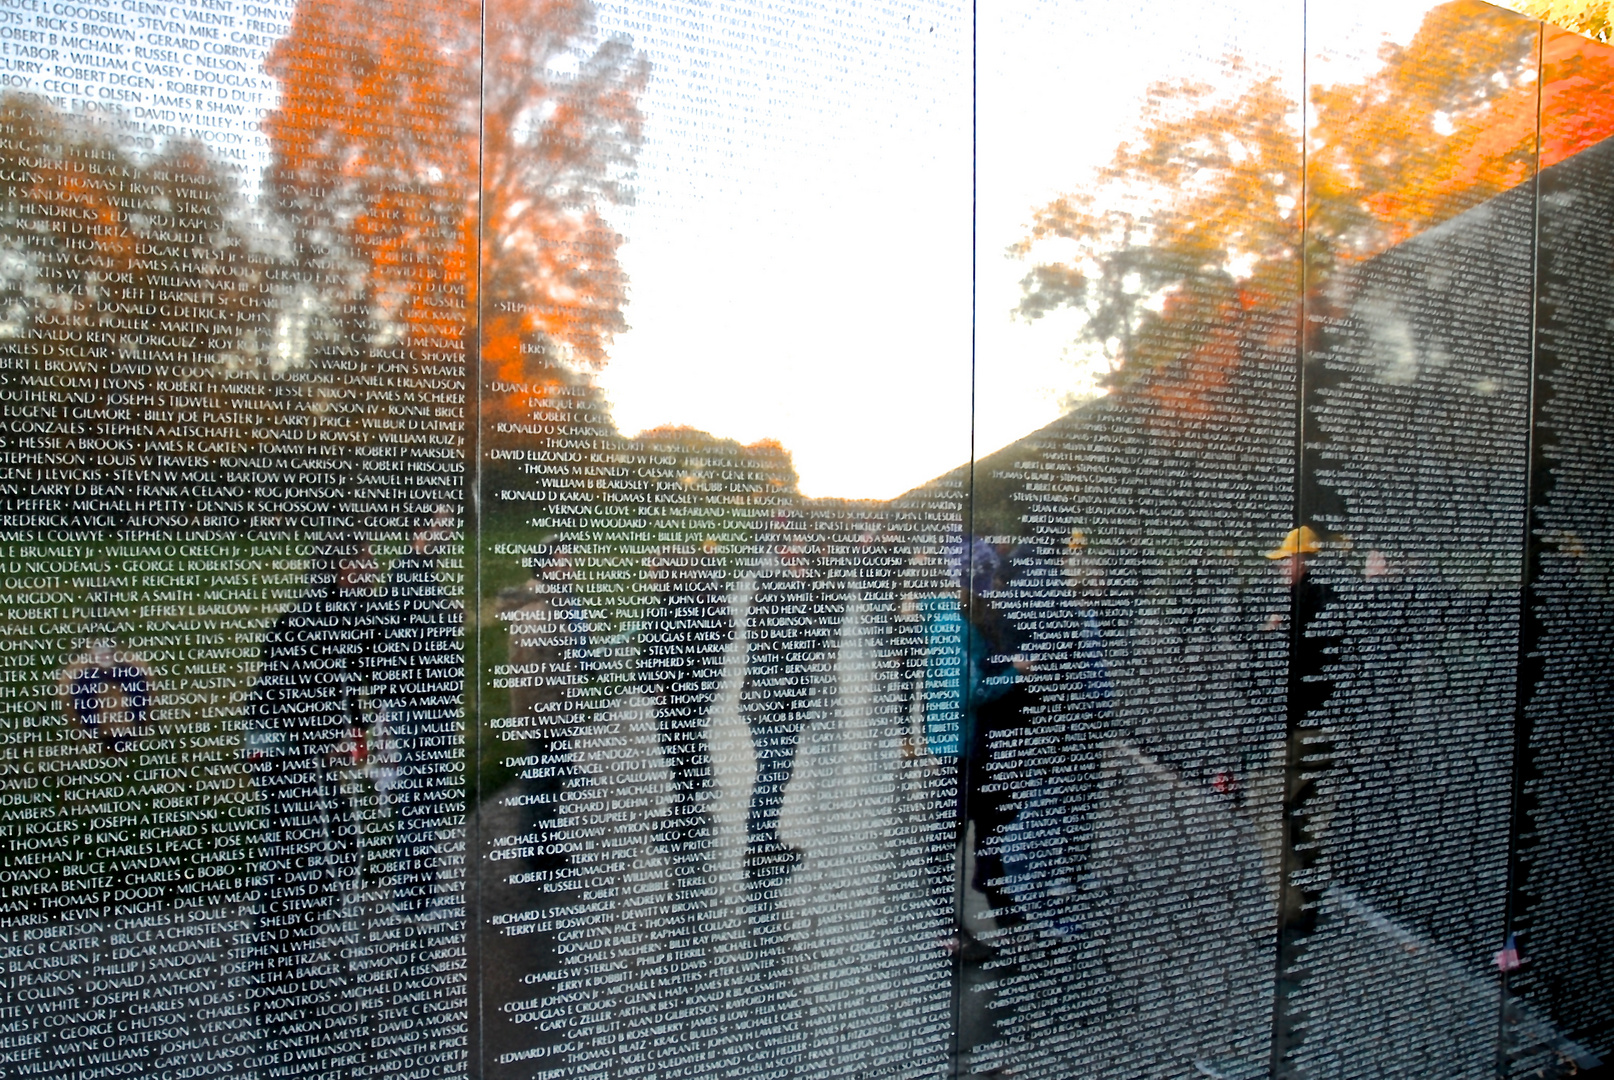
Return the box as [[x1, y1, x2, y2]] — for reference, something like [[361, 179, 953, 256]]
[[1495, 933, 1521, 973]]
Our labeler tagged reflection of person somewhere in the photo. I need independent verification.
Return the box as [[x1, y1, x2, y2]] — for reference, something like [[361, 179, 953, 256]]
[[997, 533, 1113, 931], [963, 540, 1030, 931], [640, 546, 731, 842], [741, 529, 836, 879], [907, 554, 966, 760], [244, 532, 378, 1032], [373, 507, 463, 915], [1262, 525, 1325, 629], [1263, 524, 1338, 934]]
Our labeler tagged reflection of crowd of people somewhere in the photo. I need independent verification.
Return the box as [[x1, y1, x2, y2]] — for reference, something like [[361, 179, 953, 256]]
[[241, 506, 1372, 1044], [232, 497, 1549, 1080], [501, 520, 1122, 933], [739, 525, 840, 878], [238, 514, 1132, 1008]]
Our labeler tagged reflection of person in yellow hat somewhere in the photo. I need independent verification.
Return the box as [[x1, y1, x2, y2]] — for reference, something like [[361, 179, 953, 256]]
[[1061, 527, 1101, 602], [1266, 525, 1322, 588], [1265, 525, 1323, 560]]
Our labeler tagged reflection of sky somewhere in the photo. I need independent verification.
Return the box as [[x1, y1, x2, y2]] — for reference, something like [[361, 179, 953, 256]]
[[591, 0, 972, 500], [601, 0, 1432, 497], [16, 0, 1449, 499]]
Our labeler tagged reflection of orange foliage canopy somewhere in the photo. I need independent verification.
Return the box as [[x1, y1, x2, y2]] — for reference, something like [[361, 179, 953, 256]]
[[1016, 1, 1614, 426], [266, 0, 472, 351], [264, 0, 646, 417], [1431, 26, 1614, 213], [1539, 26, 1614, 164], [1311, 3, 1614, 255], [1308, 0, 1545, 254]]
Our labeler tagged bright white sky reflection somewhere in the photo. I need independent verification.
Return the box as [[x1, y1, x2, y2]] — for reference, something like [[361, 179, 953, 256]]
[[598, 0, 1435, 499]]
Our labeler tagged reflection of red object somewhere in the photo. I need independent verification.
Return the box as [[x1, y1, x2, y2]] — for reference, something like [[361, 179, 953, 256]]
[[1212, 771, 1240, 796], [1454, 26, 1614, 189], [348, 726, 368, 766], [1495, 933, 1522, 973]]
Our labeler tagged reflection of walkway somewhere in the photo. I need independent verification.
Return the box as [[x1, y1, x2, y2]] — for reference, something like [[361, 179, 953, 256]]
[[955, 741, 1277, 1079], [6, 625, 1598, 1079], [955, 741, 1597, 1080], [476, 573, 955, 1079], [1296, 887, 1599, 1078]]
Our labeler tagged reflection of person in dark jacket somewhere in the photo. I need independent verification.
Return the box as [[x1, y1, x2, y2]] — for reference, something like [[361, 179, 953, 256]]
[[244, 532, 378, 1032], [1265, 525, 1338, 938], [742, 532, 836, 879], [373, 507, 463, 915], [964, 545, 1029, 930], [994, 535, 1114, 933], [641, 546, 731, 843]]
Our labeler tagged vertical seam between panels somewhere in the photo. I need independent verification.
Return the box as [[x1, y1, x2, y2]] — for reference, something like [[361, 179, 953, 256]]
[[1495, 21, 1547, 1078], [954, 0, 979, 1072], [473, 0, 488, 1073], [1272, 2, 1310, 1073]]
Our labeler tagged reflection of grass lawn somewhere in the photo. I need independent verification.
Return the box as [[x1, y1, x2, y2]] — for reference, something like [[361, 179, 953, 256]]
[[472, 510, 532, 801]]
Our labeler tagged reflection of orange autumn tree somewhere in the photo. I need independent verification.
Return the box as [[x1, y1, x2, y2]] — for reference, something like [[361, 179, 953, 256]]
[[264, 0, 646, 432], [1013, 63, 1301, 392], [1465, 24, 1614, 169], [479, 0, 647, 424], [1014, 0, 1614, 398]]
